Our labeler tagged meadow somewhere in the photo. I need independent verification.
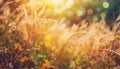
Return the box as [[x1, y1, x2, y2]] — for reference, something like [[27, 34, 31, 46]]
[[0, 0, 120, 69]]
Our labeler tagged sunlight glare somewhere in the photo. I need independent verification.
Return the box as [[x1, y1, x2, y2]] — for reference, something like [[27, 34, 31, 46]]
[[65, 0, 74, 8], [51, 0, 64, 5]]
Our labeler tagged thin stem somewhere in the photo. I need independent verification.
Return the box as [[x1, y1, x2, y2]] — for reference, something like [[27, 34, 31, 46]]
[[99, 49, 120, 56]]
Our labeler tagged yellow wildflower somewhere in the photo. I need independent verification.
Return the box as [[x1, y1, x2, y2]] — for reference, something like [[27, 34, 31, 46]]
[[45, 35, 51, 42]]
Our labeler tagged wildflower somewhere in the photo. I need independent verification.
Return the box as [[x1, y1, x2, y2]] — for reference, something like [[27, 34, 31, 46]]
[[20, 56, 30, 63], [42, 59, 50, 69], [14, 43, 23, 51], [45, 35, 51, 42]]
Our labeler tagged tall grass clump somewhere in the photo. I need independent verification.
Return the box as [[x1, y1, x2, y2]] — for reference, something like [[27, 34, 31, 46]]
[[0, 0, 120, 69]]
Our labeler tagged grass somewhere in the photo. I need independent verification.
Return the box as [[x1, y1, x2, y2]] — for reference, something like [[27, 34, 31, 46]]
[[0, 0, 120, 69]]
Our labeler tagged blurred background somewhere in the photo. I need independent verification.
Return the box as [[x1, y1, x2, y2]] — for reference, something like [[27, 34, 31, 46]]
[[0, 0, 120, 68], [1, 0, 119, 25], [41, 0, 120, 25]]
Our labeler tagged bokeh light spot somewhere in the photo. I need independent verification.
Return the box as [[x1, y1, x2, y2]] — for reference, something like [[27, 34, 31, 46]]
[[87, 9, 93, 15], [103, 2, 109, 8], [76, 10, 83, 16], [100, 12, 106, 18]]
